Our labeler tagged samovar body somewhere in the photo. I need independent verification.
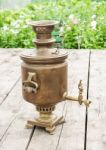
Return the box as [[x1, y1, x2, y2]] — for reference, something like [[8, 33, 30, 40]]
[[21, 60, 67, 107]]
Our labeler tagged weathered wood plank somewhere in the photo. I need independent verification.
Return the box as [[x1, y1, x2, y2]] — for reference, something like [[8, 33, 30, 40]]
[[87, 51, 106, 150], [28, 51, 90, 150], [0, 48, 21, 104], [0, 79, 35, 150], [0, 81, 22, 140]]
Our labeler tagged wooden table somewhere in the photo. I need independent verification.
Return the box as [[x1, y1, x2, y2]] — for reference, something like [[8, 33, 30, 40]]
[[0, 49, 106, 150]]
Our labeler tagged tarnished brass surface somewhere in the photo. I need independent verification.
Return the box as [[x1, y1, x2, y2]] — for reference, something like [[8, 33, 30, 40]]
[[20, 20, 91, 134], [21, 61, 67, 107], [28, 20, 58, 49]]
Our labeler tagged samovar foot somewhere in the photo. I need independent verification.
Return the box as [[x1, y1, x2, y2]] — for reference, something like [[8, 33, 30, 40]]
[[26, 123, 34, 129], [45, 126, 56, 134], [26, 115, 65, 134]]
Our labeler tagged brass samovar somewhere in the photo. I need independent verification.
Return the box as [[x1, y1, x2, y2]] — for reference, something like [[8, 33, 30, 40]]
[[20, 20, 91, 134]]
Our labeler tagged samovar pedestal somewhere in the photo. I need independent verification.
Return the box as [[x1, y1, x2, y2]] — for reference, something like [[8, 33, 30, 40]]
[[26, 106, 65, 134]]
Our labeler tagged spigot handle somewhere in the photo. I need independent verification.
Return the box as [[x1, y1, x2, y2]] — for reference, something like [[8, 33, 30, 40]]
[[78, 80, 91, 107], [78, 80, 83, 105]]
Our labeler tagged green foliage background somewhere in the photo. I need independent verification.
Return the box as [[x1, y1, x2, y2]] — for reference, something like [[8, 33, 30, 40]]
[[0, 0, 106, 49]]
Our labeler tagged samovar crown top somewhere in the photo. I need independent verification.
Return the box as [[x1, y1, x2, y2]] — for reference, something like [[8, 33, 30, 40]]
[[20, 20, 68, 64], [28, 20, 59, 27]]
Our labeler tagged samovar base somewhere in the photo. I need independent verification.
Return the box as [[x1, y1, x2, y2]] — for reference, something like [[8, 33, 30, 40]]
[[26, 106, 65, 134]]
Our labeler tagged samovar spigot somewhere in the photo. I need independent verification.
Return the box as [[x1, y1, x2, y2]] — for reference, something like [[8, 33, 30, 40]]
[[64, 80, 91, 107]]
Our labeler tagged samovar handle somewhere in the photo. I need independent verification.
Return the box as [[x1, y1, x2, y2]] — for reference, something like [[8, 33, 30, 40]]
[[23, 72, 39, 94]]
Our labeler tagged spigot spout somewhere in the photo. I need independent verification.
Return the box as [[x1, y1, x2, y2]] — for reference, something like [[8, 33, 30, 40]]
[[81, 99, 91, 107]]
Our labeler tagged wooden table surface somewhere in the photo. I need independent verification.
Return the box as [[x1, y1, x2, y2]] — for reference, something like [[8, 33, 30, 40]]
[[0, 49, 106, 150]]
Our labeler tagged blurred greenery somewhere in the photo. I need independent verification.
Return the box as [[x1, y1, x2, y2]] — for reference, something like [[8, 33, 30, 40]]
[[0, 0, 106, 49]]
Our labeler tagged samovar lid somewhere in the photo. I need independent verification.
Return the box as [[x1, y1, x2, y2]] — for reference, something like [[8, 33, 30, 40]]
[[20, 49, 68, 64]]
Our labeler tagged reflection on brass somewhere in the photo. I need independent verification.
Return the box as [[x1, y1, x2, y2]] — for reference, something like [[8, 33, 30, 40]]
[[65, 80, 91, 107], [20, 20, 91, 134]]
